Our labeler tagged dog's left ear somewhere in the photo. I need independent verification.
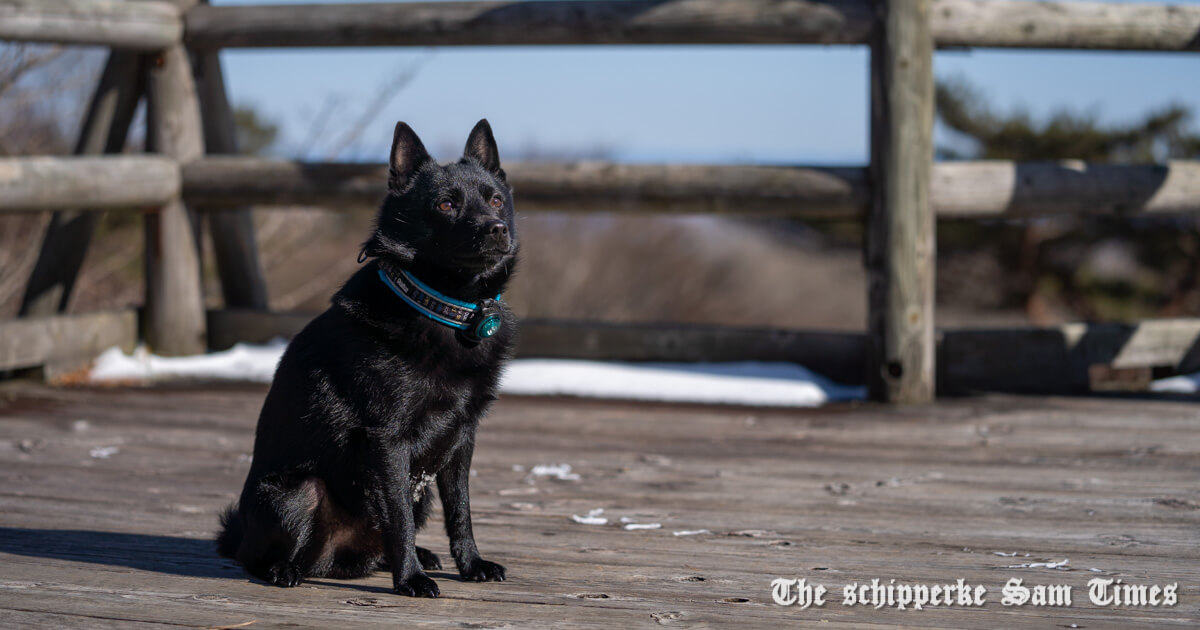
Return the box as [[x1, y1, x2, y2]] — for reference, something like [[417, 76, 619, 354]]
[[464, 119, 504, 180]]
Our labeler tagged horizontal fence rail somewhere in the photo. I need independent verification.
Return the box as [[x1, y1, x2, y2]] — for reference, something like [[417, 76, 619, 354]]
[[184, 0, 876, 49], [182, 157, 1200, 219], [181, 158, 868, 217], [933, 161, 1200, 217], [4, 156, 1200, 219], [3, 0, 1198, 52], [941, 318, 1200, 393], [0, 156, 179, 213], [181, 0, 1200, 51], [0, 0, 181, 50], [933, 0, 1200, 51], [0, 310, 136, 373], [205, 309, 1200, 394]]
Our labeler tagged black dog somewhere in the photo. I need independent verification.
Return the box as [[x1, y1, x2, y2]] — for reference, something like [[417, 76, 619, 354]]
[[216, 120, 517, 598]]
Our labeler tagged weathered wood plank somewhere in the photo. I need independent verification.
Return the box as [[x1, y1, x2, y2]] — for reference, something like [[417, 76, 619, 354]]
[[0, 156, 178, 214], [18, 51, 145, 319], [866, 0, 935, 403], [0, 0, 181, 50], [204, 308, 310, 351], [184, 0, 875, 49], [0, 310, 135, 371], [932, 160, 1200, 218], [932, 0, 1200, 51], [182, 158, 868, 218], [183, 158, 1200, 218], [192, 37, 269, 310], [143, 44, 206, 356], [1, 385, 1199, 628], [182, 0, 1200, 52], [941, 319, 1200, 394]]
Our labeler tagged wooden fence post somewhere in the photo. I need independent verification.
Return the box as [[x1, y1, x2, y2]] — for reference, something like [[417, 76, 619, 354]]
[[143, 44, 207, 355], [866, 0, 935, 403], [192, 47, 269, 310], [18, 51, 143, 317]]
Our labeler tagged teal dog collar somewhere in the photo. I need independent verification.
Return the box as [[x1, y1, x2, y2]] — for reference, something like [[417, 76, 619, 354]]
[[378, 268, 502, 341]]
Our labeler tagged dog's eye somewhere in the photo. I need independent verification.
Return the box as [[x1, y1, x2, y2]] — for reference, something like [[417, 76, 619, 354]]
[[489, 194, 504, 209], [437, 200, 455, 212]]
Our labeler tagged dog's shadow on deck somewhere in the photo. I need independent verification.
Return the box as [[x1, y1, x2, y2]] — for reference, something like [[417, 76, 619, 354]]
[[0, 527, 240, 580], [0, 527, 473, 591]]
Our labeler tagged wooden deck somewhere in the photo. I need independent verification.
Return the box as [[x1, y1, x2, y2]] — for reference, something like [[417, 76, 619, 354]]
[[0, 383, 1197, 628]]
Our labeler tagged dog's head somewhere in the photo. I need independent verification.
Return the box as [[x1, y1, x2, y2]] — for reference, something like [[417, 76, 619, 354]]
[[363, 120, 517, 282]]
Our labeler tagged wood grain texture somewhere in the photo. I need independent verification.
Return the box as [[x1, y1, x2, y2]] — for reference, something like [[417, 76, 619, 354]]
[[18, 52, 145, 318], [866, 0, 935, 403], [192, 40, 269, 310], [181, 0, 1200, 52], [182, 158, 1200, 218], [941, 319, 1200, 394], [0, 384, 1197, 628], [932, 160, 1200, 218], [204, 308, 311, 351], [184, 0, 875, 49], [0, 156, 177, 214], [932, 0, 1200, 51], [143, 44, 206, 356], [182, 157, 868, 217], [0, 0, 180, 49], [0, 310, 135, 371]]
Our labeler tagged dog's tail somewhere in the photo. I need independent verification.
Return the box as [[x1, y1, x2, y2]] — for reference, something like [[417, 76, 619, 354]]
[[215, 503, 243, 559]]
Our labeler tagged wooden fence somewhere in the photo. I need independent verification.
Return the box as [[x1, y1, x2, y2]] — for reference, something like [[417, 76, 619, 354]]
[[2, 0, 1200, 402]]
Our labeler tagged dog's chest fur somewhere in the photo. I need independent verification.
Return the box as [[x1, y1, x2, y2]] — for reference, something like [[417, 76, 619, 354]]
[[341, 262, 513, 452]]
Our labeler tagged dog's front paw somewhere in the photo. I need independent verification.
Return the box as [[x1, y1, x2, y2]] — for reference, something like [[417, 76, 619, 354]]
[[394, 573, 440, 598], [268, 562, 303, 588], [460, 558, 506, 582]]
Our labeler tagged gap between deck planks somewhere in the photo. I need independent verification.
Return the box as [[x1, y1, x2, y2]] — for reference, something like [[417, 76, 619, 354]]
[[0, 383, 1197, 628]]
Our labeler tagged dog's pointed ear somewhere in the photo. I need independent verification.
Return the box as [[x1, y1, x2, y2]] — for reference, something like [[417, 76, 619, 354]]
[[389, 121, 431, 192], [463, 119, 503, 178]]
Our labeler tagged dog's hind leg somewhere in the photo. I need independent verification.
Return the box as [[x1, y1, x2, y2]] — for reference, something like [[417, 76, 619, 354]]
[[237, 473, 326, 587]]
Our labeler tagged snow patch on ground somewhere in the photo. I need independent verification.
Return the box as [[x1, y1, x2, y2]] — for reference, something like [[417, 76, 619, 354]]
[[1150, 373, 1200, 393], [1008, 559, 1070, 570], [500, 359, 863, 407], [88, 343, 864, 407], [527, 464, 581, 481], [89, 446, 119, 459], [571, 508, 607, 526], [90, 341, 287, 383]]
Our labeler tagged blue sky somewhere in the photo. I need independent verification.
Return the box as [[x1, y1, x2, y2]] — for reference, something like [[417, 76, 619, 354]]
[[216, 0, 1200, 165]]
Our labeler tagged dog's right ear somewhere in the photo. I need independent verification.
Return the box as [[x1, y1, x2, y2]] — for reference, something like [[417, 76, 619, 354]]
[[389, 122, 431, 193]]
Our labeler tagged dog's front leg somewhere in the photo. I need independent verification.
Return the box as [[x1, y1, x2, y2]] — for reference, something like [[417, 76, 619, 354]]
[[370, 439, 440, 598], [437, 438, 506, 582]]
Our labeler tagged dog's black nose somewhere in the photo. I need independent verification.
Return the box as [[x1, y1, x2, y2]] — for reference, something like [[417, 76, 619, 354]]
[[485, 220, 510, 249]]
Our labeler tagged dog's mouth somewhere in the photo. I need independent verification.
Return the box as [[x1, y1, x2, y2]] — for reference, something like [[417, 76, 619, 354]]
[[445, 245, 514, 270]]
